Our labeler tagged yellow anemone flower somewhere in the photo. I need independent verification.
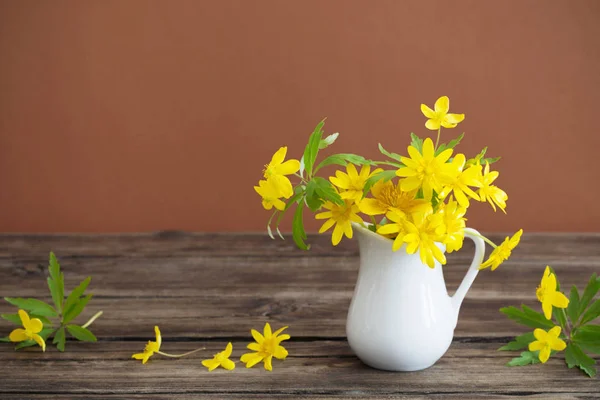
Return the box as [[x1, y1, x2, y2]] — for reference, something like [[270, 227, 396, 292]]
[[402, 211, 446, 268], [377, 209, 409, 251], [536, 266, 570, 320], [528, 326, 567, 363], [240, 323, 290, 371], [316, 200, 363, 246], [262, 147, 300, 198], [439, 154, 481, 208], [202, 342, 235, 371], [329, 164, 382, 203], [9, 309, 46, 351], [479, 229, 523, 271], [132, 326, 161, 364], [475, 162, 508, 213], [420, 96, 465, 130], [359, 180, 431, 216], [396, 138, 459, 201], [440, 198, 467, 253], [254, 179, 286, 211]]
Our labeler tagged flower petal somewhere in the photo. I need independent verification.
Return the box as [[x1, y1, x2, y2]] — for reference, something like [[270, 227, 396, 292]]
[[154, 326, 161, 348], [32, 334, 46, 352], [251, 329, 264, 344], [420, 103, 435, 118], [263, 323, 272, 339], [276, 159, 300, 175], [434, 96, 449, 114], [318, 218, 336, 234], [528, 340, 543, 351], [538, 346, 551, 363], [332, 224, 344, 246], [359, 198, 387, 215], [18, 309, 31, 328], [270, 147, 287, 166], [9, 328, 28, 342], [444, 113, 465, 124], [264, 355, 273, 371], [274, 345, 289, 360], [425, 119, 441, 130], [224, 342, 233, 357], [202, 358, 220, 371], [221, 359, 236, 370], [422, 138, 435, 160], [542, 300, 553, 320], [241, 352, 264, 368], [273, 326, 289, 337], [27, 318, 43, 334], [533, 328, 548, 341], [247, 342, 261, 351], [551, 291, 569, 309]]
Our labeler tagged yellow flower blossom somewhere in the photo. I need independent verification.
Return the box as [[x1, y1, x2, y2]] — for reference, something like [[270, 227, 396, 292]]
[[254, 179, 286, 211], [402, 211, 446, 268], [240, 323, 290, 371], [202, 342, 236, 371], [396, 138, 459, 201], [9, 309, 46, 351], [359, 180, 431, 216], [376, 210, 409, 251], [316, 200, 363, 245], [132, 326, 161, 364], [440, 198, 467, 253], [528, 326, 567, 363], [479, 229, 523, 271], [536, 266, 570, 320], [262, 146, 300, 198], [439, 154, 481, 208], [420, 96, 465, 130], [475, 162, 508, 213], [329, 164, 382, 203]]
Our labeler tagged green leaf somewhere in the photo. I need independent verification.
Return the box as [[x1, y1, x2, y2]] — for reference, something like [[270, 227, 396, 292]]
[[579, 273, 600, 318], [1, 313, 52, 327], [63, 277, 91, 322], [553, 304, 567, 330], [14, 328, 55, 350], [409, 133, 423, 153], [565, 342, 597, 377], [499, 305, 555, 329], [319, 132, 339, 149], [53, 326, 66, 352], [363, 169, 397, 196], [567, 285, 581, 324], [63, 294, 92, 324], [0, 336, 10, 342], [302, 119, 325, 178], [4, 297, 57, 317], [292, 204, 309, 250], [436, 133, 464, 155], [378, 143, 403, 162], [498, 332, 535, 351], [314, 153, 373, 173], [580, 299, 600, 326], [304, 180, 323, 211], [66, 324, 97, 342], [48, 252, 65, 314], [313, 177, 344, 205], [573, 325, 600, 354], [506, 351, 541, 366]]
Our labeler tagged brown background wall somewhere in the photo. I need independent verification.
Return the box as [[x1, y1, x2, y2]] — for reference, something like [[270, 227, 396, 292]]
[[1, 0, 599, 233]]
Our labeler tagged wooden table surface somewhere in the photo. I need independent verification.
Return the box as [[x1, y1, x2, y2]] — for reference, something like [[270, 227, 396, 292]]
[[0, 232, 598, 399]]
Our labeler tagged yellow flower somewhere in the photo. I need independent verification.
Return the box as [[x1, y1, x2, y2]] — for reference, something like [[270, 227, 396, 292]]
[[359, 180, 431, 216], [475, 162, 508, 213], [440, 198, 467, 253], [377, 210, 408, 251], [396, 138, 459, 201], [402, 211, 446, 268], [202, 342, 235, 371], [479, 229, 523, 271], [132, 326, 161, 364], [316, 200, 363, 245], [536, 266, 570, 320], [254, 179, 286, 211], [439, 154, 481, 208], [329, 164, 382, 203], [240, 323, 290, 371], [262, 146, 300, 198], [9, 309, 46, 351], [420, 96, 465, 130], [528, 326, 567, 363]]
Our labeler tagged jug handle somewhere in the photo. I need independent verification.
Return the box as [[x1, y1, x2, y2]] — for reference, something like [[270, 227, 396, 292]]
[[451, 228, 486, 311]]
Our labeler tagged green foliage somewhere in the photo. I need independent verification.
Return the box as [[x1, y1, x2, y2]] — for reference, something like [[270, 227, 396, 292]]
[[302, 119, 326, 178], [567, 286, 581, 324], [573, 325, 600, 355], [363, 170, 397, 196], [409, 133, 423, 152], [506, 351, 541, 366], [378, 143, 403, 162], [579, 274, 600, 318], [319, 132, 339, 149], [498, 332, 535, 351], [465, 147, 500, 166], [565, 342, 597, 378], [292, 203, 309, 250], [435, 133, 464, 155], [499, 305, 555, 329], [580, 300, 600, 326], [314, 153, 373, 173], [2, 252, 101, 352]]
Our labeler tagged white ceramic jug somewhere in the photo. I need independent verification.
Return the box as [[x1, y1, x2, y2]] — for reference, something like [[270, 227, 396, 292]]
[[346, 223, 486, 371]]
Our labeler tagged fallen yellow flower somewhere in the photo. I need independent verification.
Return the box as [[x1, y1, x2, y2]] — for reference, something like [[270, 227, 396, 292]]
[[132, 326, 162, 364], [202, 342, 235, 371], [240, 323, 290, 371], [9, 309, 46, 352]]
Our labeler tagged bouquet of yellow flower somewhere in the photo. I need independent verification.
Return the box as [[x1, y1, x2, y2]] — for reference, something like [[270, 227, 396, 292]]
[[255, 96, 521, 270]]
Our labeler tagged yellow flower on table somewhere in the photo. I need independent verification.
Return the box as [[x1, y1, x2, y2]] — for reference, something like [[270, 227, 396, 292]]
[[316, 200, 363, 246], [329, 164, 382, 203], [402, 211, 447, 268], [475, 162, 508, 213], [254, 179, 286, 211], [420, 96, 465, 130], [240, 323, 290, 371], [132, 326, 161, 364], [396, 138, 459, 202], [536, 266, 570, 320], [9, 309, 46, 351], [202, 342, 236, 371], [479, 229, 523, 271], [439, 154, 481, 208], [359, 180, 431, 217], [528, 326, 567, 363], [262, 146, 300, 198]]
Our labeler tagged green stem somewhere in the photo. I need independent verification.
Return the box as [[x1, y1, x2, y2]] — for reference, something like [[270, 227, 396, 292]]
[[370, 215, 378, 229], [157, 347, 206, 358], [81, 311, 103, 329], [435, 127, 442, 149], [562, 309, 572, 338], [469, 231, 498, 248]]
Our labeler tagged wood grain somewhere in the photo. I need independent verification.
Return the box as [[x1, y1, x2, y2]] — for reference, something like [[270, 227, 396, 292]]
[[0, 233, 598, 398]]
